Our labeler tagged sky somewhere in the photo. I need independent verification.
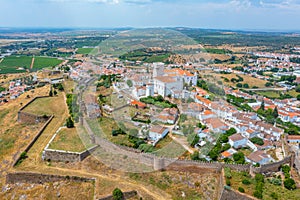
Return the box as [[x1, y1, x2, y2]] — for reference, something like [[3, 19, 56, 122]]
[[0, 0, 300, 31]]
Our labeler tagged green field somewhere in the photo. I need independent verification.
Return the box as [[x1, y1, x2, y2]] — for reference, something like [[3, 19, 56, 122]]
[[33, 57, 63, 70], [0, 56, 31, 74], [0, 56, 63, 74], [76, 48, 95, 54]]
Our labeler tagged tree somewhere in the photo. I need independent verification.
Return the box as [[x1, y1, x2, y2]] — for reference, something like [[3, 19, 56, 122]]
[[238, 187, 245, 193], [209, 150, 218, 161], [260, 100, 265, 111], [250, 137, 264, 145], [112, 188, 123, 200], [296, 85, 300, 93], [243, 83, 249, 88], [226, 128, 237, 135], [66, 116, 74, 128], [273, 107, 279, 118], [126, 79, 133, 87], [49, 89, 53, 97], [233, 152, 245, 164], [297, 94, 300, 100], [236, 83, 243, 88], [284, 178, 296, 190], [190, 151, 200, 160]]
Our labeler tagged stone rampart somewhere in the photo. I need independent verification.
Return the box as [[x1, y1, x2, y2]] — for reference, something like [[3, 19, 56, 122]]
[[6, 172, 95, 184], [42, 145, 99, 163], [12, 115, 54, 167], [18, 96, 50, 124]]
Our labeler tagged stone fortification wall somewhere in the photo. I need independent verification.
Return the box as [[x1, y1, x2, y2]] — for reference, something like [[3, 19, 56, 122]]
[[42, 145, 99, 163], [6, 172, 95, 184], [12, 115, 54, 167], [18, 96, 50, 124]]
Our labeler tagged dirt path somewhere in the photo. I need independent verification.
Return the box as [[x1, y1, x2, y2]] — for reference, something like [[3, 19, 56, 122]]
[[170, 134, 194, 153], [30, 57, 35, 69]]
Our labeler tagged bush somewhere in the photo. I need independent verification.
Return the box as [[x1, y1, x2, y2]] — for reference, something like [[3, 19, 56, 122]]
[[284, 178, 296, 190], [254, 190, 263, 199], [112, 188, 123, 200], [190, 151, 200, 160], [270, 192, 278, 200], [238, 187, 245, 193], [242, 179, 251, 185], [269, 178, 282, 186], [226, 179, 231, 186], [255, 174, 265, 183], [66, 116, 74, 128], [250, 137, 264, 146], [224, 167, 232, 179]]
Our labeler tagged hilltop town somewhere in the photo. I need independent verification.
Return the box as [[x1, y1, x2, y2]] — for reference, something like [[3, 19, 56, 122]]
[[2, 28, 300, 199]]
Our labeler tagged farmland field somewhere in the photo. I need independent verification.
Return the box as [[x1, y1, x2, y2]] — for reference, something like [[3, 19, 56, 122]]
[[33, 57, 63, 70], [0, 56, 31, 74], [0, 55, 63, 74], [76, 48, 95, 54]]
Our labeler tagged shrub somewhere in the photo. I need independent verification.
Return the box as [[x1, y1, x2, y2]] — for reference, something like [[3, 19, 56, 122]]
[[269, 178, 282, 186], [270, 192, 278, 200], [250, 137, 264, 145], [242, 179, 251, 185], [66, 117, 74, 128], [112, 188, 123, 200], [226, 179, 231, 186], [238, 187, 245, 193], [284, 178, 296, 190], [254, 190, 263, 199], [224, 167, 232, 179], [255, 174, 264, 183]]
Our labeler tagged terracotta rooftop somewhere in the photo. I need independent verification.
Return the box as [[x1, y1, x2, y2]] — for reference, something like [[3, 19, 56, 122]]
[[229, 133, 245, 142]]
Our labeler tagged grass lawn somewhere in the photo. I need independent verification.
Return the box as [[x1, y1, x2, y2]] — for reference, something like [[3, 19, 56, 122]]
[[23, 94, 66, 116], [48, 127, 88, 152]]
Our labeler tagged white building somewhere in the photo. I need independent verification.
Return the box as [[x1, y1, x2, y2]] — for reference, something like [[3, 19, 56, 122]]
[[247, 150, 274, 165], [153, 62, 165, 78], [149, 125, 169, 141], [229, 133, 248, 149], [154, 76, 183, 97], [146, 83, 154, 97]]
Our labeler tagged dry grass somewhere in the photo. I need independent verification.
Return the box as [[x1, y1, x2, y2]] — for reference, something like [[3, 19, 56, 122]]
[[23, 93, 66, 116], [48, 127, 88, 152], [16, 92, 69, 169], [230, 171, 255, 196], [63, 79, 76, 94], [214, 73, 267, 88], [0, 180, 94, 200]]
